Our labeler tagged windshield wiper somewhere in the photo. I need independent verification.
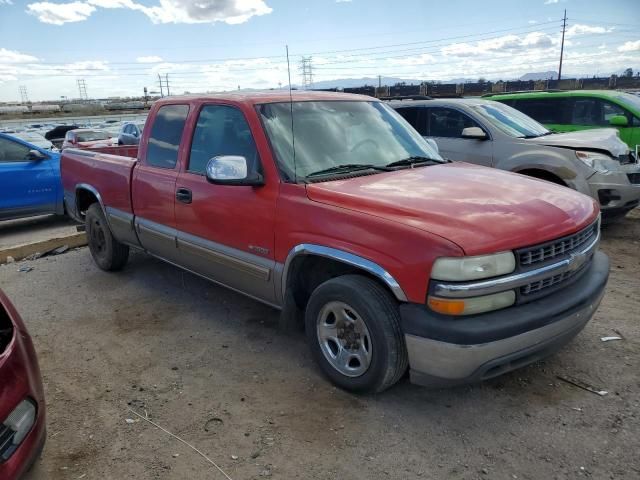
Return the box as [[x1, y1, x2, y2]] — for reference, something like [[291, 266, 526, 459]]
[[385, 156, 445, 168], [306, 163, 391, 178]]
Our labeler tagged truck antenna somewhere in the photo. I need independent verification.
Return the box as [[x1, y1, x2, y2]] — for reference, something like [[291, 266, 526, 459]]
[[286, 45, 297, 183]]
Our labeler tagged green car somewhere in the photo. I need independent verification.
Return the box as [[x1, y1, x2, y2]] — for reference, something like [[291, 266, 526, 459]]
[[487, 90, 640, 154]]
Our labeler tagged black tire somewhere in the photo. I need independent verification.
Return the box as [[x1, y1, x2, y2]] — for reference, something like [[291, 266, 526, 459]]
[[85, 203, 129, 271], [305, 274, 408, 393]]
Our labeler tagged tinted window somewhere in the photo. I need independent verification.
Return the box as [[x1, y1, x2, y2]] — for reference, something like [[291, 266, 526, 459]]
[[188, 105, 259, 174], [513, 98, 567, 124], [395, 106, 427, 135], [427, 107, 480, 138], [570, 98, 626, 126], [146, 104, 189, 169], [0, 137, 31, 162]]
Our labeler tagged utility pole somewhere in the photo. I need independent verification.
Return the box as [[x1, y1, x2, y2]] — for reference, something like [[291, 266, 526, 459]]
[[165, 73, 170, 96], [77, 79, 88, 101], [299, 56, 314, 90], [19, 85, 29, 104], [558, 9, 567, 81], [378, 75, 382, 88]]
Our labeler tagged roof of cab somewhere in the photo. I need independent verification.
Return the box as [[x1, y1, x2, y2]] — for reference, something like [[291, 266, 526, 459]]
[[153, 90, 375, 107]]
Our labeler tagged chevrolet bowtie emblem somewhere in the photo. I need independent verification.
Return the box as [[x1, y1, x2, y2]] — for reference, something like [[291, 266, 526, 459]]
[[567, 251, 587, 272]]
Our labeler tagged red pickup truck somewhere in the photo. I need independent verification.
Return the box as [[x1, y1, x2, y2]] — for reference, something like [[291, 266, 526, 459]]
[[61, 92, 609, 393]]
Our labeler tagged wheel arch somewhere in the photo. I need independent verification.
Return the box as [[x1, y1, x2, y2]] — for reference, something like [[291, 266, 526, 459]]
[[280, 244, 408, 312], [74, 183, 106, 219], [514, 168, 568, 186]]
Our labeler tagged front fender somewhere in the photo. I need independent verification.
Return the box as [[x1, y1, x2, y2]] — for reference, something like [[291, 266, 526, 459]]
[[496, 147, 592, 196]]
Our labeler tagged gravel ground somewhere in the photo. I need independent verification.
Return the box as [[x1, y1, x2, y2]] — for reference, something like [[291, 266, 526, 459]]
[[2, 210, 638, 480]]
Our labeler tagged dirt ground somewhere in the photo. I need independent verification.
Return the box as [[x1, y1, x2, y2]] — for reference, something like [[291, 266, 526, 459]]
[[1, 211, 638, 480]]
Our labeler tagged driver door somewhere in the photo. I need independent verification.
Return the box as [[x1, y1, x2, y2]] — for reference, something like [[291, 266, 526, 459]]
[[175, 103, 278, 304], [0, 137, 57, 220], [424, 107, 493, 166]]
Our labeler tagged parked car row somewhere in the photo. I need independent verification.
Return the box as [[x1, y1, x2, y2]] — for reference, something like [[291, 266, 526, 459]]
[[390, 97, 640, 222]]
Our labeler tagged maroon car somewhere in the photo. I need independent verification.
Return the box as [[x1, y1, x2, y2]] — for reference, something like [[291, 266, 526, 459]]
[[0, 290, 45, 479]]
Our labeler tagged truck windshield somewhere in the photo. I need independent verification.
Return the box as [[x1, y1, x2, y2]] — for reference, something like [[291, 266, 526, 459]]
[[258, 101, 443, 181], [471, 102, 551, 138]]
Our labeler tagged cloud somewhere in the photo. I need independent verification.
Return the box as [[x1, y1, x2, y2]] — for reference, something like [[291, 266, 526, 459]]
[[26, 0, 272, 25], [0, 48, 39, 63], [335, 0, 352, 3], [140, 0, 272, 24], [0, 0, 14, 5], [565, 24, 612, 38], [442, 31, 556, 57], [137, 55, 163, 63], [618, 40, 640, 53], [544, 0, 558, 4], [27, 1, 96, 24]]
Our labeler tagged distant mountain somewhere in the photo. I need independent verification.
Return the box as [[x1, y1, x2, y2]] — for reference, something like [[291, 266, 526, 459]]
[[306, 76, 423, 89], [519, 71, 557, 81]]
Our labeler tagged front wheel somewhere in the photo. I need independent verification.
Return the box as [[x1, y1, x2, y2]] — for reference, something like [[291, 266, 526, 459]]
[[86, 203, 129, 271], [305, 275, 408, 393]]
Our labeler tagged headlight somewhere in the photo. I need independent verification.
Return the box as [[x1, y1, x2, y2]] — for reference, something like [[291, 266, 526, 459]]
[[1, 399, 36, 461], [428, 291, 516, 316], [431, 251, 515, 281], [575, 151, 618, 174]]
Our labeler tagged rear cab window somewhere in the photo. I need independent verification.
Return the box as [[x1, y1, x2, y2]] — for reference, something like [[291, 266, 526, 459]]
[[146, 104, 190, 169]]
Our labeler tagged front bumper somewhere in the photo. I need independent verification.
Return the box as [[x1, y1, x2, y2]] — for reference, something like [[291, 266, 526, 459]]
[[588, 164, 640, 219], [400, 250, 609, 387]]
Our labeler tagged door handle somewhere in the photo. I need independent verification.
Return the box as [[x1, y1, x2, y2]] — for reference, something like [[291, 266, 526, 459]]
[[176, 188, 192, 204]]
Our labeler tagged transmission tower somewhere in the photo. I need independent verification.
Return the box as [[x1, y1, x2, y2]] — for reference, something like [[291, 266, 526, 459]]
[[158, 74, 171, 97], [299, 56, 314, 90], [19, 86, 29, 104], [77, 79, 89, 101]]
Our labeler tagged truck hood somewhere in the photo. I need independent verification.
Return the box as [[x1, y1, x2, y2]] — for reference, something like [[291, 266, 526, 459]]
[[524, 128, 628, 157], [306, 163, 598, 256]]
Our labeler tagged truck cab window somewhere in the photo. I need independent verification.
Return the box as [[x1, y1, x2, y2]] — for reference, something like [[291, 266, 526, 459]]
[[0, 137, 31, 162], [146, 104, 189, 169], [188, 105, 259, 175]]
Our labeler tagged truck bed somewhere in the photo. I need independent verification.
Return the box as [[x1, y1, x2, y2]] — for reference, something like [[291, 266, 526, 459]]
[[61, 148, 138, 215]]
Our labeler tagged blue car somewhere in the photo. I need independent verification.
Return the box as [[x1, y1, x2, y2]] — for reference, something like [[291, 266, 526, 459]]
[[0, 132, 64, 221]]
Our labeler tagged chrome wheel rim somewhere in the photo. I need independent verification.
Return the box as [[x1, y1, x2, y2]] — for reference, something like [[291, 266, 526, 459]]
[[316, 301, 372, 377]]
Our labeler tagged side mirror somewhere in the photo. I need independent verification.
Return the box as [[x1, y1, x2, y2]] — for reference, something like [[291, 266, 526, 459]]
[[205, 155, 264, 186], [26, 149, 47, 161], [424, 138, 439, 154], [609, 115, 628, 127], [461, 127, 488, 140]]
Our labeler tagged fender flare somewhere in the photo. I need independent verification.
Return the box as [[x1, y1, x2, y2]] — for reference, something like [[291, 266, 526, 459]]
[[281, 244, 408, 303]]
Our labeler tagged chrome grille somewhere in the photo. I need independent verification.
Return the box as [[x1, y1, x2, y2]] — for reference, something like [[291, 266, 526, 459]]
[[520, 264, 584, 296], [518, 222, 598, 267]]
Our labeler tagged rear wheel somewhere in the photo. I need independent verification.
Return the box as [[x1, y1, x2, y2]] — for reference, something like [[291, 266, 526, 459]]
[[86, 203, 129, 271], [305, 275, 408, 393]]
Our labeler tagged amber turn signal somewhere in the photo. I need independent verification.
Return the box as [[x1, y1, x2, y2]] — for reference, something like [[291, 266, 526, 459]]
[[427, 296, 466, 315]]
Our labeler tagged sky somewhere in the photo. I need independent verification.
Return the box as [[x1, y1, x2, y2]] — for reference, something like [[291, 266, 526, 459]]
[[0, 0, 639, 102]]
